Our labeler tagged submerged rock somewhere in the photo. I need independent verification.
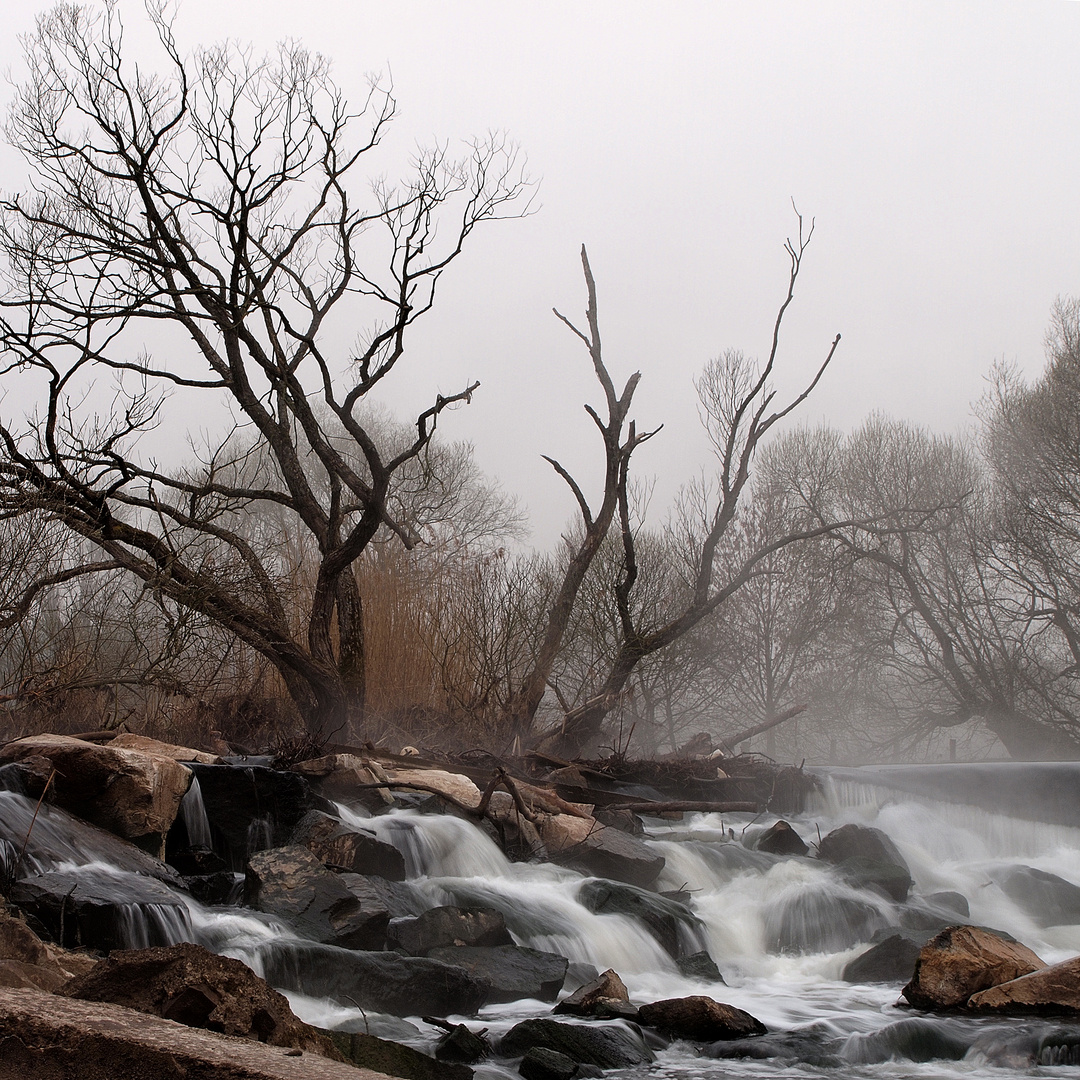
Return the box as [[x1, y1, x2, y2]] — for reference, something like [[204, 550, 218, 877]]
[[902, 925, 1046, 1011], [428, 944, 568, 1003], [576, 879, 704, 959], [61, 942, 336, 1055], [756, 820, 809, 857], [637, 996, 767, 1042], [500, 1018, 654, 1069], [764, 885, 887, 954]]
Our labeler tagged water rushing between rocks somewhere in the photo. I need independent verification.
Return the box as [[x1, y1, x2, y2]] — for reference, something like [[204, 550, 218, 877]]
[[5, 760, 1080, 1078]]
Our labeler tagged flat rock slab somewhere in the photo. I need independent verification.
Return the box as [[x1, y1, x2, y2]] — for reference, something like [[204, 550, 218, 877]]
[[0, 987, 391, 1080], [969, 955, 1080, 1014]]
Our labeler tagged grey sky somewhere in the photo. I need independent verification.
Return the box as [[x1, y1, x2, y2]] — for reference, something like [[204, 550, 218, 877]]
[[1, 1, 1077, 548]]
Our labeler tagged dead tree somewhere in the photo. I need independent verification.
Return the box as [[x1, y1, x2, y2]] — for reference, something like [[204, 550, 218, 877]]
[[541, 213, 842, 755], [0, 4, 529, 738]]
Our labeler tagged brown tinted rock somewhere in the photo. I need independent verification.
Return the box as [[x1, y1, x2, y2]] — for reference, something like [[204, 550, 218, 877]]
[[293, 754, 395, 808], [108, 734, 221, 764], [61, 942, 338, 1057], [0, 987, 374, 1080], [637, 995, 767, 1041], [0, 733, 192, 854], [385, 767, 482, 808], [292, 810, 406, 880], [537, 814, 665, 888], [554, 968, 636, 1018], [968, 955, 1080, 1015], [756, 821, 809, 857], [902, 925, 1046, 1010]]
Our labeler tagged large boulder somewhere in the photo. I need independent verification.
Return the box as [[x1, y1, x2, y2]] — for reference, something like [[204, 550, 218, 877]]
[[500, 1018, 654, 1070], [9, 867, 190, 951], [0, 987, 366, 1079], [0, 734, 192, 855], [244, 845, 388, 949], [188, 762, 317, 869], [428, 944, 568, 1003], [537, 814, 665, 888], [756, 821, 809, 857], [816, 824, 912, 902], [577, 879, 704, 959], [842, 930, 932, 984], [61, 942, 337, 1056], [389, 906, 513, 955], [261, 942, 490, 1017], [902, 925, 1046, 1010], [291, 810, 406, 881], [554, 969, 636, 1019], [968, 955, 1080, 1015], [995, 866, 1080, 926], [637, 996, 767, 1041]]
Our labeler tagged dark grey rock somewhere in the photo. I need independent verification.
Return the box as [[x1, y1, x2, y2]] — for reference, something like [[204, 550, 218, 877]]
[[500, 1018, 654, 1069], [756, 821, 809, 857], [291, 810, 406, 881], [435, 1024, 490, 1064], [817, 825, 911, 902], [429, 944, 568, 1003], [763, 885, 887, 954], [328, 1030, 474, 1080], [842, 933, 924, 984], [577, 879, 705, 959], [389, 906, 513, 956], [519, 1046, 578, 1080], [996, 866, 1080, 925], [554, 829, 665, 889], [677, 951, 725, 982]]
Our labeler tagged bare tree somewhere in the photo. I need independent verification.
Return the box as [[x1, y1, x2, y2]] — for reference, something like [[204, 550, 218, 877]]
[[0, 3, 529, 737], [536, 214, 841, 754]]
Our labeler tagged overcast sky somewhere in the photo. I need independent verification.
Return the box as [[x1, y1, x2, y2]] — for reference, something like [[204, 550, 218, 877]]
[[1, 1, 1078, 548]]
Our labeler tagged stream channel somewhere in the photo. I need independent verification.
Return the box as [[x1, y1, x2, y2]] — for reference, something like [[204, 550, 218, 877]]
[[5, 760, 1080, 1078]]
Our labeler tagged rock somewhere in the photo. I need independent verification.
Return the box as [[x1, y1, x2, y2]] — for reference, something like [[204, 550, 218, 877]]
[[61, 942, 337, 1055], [500, 1018, 654, 1069], [843, 933, 925, 984], [339, 873, 427, 918], [184, 870, 242, 906], [968, 955, 1080, 1014], [0, 733, 193, 855], [637, 996, 767, 1041], [901, 925, 1046, 1010], [899, 893, 973, 932], [167, 846, 227, 876], [291, 810, 406, 880], [430, 944, 568, 1004], [925, 891, 970, 918], [0, 910, 94, 992], [996, 866, 1080, 925], [108, 734, 222, 764], [537, 814, 665, 888], [292, 754, 395, 809], [553, 968, 637, 1019], [577, 879, 704, 959], [435, 1024, 490, 1064], [756, 821, 809, 857], [592, 808, 644, 836], [0, 986, 369, 1079], [244, 846, 389, 949], [763, 885, 886, 954], [388, 906, 513, 955], [0, 756, 54, 798], [326, 1031, 473, 1080], [385, 767, 482, 809], [676, 952, 725, 982], [261, 942, 490, 1017], [9, 867, 190, 951], [519, 1046, 580, 1080], [189, 762, 318, 869], [816, 824, 912, 902]]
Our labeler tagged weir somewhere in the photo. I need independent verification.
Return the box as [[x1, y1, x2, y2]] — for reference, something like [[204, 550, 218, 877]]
[[4, 761, 1080, 1076]]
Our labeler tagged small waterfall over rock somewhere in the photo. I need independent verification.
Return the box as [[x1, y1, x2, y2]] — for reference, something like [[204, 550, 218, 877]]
[[179, 777, 213, 850]]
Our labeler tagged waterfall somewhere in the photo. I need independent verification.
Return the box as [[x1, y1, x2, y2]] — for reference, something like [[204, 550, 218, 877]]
[[179, 776, 214, 850]]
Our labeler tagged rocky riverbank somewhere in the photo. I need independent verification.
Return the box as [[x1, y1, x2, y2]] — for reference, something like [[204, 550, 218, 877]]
[[1, 732, 1080, 1077]]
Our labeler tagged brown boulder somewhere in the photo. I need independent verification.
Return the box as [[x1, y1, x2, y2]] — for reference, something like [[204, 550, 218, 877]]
[[902, 925, 1046, 1011], [292, 754, 395, 808], [968, 955, 1080, 1015], [0, 733, 192, 854], [0, 910, 95, 992], [554, 968, 637, 1019], [636, 995, 767, 1041], [108, 733, 221, 764], [0, 987, 373, 1080], [61, 942, 338, 1057]]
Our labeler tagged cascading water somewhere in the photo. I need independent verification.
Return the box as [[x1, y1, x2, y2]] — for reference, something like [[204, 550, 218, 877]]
[[6, 762, 1080, 1077], [178, 776, 213, 850]]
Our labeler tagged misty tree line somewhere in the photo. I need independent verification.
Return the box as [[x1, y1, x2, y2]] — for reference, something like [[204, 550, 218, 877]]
[[0, 4, 1078, 762]]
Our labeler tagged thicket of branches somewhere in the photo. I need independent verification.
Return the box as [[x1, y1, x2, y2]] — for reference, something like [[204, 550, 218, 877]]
[[1, 4, 1078, 763]]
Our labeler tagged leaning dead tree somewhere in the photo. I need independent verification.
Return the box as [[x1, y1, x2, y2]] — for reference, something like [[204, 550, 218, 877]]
[[0, 4, 528, 737], [541, 214, 843, 755]]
